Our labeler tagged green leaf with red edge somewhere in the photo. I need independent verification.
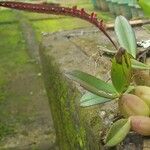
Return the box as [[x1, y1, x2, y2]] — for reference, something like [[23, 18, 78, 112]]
[[105, 118, 131, 147]]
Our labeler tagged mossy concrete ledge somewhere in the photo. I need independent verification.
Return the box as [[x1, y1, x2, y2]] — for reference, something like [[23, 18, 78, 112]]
[[39, 45, 102, 150]]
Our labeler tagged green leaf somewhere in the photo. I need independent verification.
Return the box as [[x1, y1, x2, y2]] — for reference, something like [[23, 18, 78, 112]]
[[67, 70, 118, 99], [138, 0, 150, 16], [80, 92, 111, 107], [131, 59, 150, 70], [111, 49, 132, 93], [105, 118, 131, 147], [115, 16, 137, 58]]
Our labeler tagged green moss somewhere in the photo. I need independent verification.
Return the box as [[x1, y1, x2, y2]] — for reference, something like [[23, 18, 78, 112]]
[[0, 24, 29, 73], [0, 9, 17, 23], [0, 23, 29, 89], [0, 88, 7, 103], [0, 22, 29, 104], [0, 122, 15, 141], [32, 17, 91, 40]]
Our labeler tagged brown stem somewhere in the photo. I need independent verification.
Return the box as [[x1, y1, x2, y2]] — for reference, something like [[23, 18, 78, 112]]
[[0, 1, 117, 49]]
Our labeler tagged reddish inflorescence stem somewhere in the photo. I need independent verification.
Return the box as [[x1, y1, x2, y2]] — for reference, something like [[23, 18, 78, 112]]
[[0, 1, 117, 49]]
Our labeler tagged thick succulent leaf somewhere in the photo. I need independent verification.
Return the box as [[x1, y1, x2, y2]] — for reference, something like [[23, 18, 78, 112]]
[[80, 92, 111, 107], [138, 0, 150, 16], [115, 16, 137, 58], [131, 59, 150, 70], [111, 50, 132, 93], [67, 70, 118, 99], [105, 119, 131, 147]]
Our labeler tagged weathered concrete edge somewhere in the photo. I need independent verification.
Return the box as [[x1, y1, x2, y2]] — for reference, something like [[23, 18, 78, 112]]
[[39, 44, 101, 150]]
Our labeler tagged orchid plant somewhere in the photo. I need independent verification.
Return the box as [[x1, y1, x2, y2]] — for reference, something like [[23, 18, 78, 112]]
[[0, 1, 150, 147]]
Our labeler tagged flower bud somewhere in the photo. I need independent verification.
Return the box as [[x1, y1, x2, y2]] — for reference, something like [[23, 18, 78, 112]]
[[119, 94, 150, 117], [134, 86, 150, 107], [130, 116, 150, 136]]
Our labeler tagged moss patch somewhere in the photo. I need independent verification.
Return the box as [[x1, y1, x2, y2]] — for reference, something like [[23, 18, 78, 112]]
[[0, 9, 17, 23]]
